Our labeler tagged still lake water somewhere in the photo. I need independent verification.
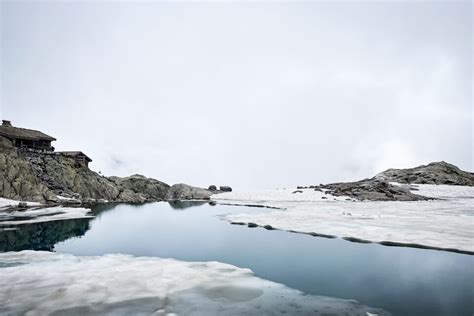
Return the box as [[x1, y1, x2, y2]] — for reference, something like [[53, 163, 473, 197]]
[[1, 202, 473, 316]]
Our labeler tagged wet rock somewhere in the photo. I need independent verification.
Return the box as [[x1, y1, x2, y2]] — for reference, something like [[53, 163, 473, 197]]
[[292, 190, 303, 194], [208, 185, 217, 191], [18, 202, 28, 209], [247, 222, 259, 228], [263, 225, 274, 230]]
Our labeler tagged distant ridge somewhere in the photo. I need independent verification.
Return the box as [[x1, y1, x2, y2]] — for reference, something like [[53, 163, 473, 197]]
[[298, 162, 474, 201], [377, 161, 474, 186]]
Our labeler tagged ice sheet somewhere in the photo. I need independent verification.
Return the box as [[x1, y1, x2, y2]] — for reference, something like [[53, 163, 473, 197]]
[[213, 188, 352, 206], [0, 197, 41, 209], [214, 185, 474, 253], [0, 251, 390, 315], [0, 206, 93, 226]]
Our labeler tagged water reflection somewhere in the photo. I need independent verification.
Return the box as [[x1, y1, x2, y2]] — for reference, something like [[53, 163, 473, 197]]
[[0, 218, 91, 252], [168, 200, 209, 210], [0, 202, 209, 252]]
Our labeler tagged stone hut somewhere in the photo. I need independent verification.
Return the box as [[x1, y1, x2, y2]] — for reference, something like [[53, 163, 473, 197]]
[[58, 151, 92, 167], [0, 120, 56, 151]]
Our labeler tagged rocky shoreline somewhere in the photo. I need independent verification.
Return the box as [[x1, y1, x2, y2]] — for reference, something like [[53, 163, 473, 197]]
[[0, 135, 229, 207]]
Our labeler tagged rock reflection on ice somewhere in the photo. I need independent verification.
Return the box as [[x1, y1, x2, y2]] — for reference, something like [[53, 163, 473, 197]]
[[0, 251, 390, 315]]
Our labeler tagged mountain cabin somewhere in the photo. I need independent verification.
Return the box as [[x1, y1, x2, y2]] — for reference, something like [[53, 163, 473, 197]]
[[0, 120, 92, 168]]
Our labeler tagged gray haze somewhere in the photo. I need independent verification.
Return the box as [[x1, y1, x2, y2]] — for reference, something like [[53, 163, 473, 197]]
[[1, 1, 472, 190]]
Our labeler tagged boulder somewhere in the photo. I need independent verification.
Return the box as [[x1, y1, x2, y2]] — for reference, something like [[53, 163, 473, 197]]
[[165, 184, 214, 201], [219, 186, 232, 192], [18, 202, 28, 209], [208, 185, 217, 191], [109, 174, 170, 201]]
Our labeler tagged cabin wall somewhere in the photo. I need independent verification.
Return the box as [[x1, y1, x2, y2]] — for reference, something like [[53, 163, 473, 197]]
[[13, 138, 53, 151]]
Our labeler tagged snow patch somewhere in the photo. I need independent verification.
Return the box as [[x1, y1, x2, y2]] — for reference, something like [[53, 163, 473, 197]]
[[405, 183, 474, 199], [213, 188, 353, 205], [0, 251, 390, 315]]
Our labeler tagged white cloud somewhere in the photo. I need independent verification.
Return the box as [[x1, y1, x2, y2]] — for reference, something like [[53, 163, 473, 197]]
[[1, 1, 472, 189]]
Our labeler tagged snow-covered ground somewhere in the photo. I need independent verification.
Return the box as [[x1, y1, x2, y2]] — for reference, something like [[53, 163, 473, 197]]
[[0, 197, 93, 228], [0, 206, 93, 227], [214, 188, 353, 205], [213, 185, 474, 253], [0, 251, 389, 315]]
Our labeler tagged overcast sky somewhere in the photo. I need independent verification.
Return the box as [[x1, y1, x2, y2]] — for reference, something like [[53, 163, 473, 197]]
[[1, 1, 472, 189]]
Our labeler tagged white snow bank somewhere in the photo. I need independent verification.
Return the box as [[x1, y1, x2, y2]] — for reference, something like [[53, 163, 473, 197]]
[[407, 183, 474, 199], [0, 206, 93, 226], [213, 188, 353, 205], [0, 197, 41, 209], [216, 185, 474, 253], [0, 251, 389, 315]]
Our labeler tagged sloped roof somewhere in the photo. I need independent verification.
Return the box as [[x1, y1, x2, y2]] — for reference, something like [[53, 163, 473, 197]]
[[0, 125, 56, 141], [58, 151, 92, 162]]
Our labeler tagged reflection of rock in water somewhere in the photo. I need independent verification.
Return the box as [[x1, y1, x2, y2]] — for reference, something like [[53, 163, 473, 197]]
[[168, 200, 208, 210], [0, 218, 91, 252], [90, 203, 122, 215]]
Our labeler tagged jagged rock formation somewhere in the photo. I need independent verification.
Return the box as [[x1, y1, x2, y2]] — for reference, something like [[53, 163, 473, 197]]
[[0, 136, 55, 202], [376, 161, 474, 186], [304, 162, 473, 201], [165, 184, 215, 201], [0, 136, 171, 204]]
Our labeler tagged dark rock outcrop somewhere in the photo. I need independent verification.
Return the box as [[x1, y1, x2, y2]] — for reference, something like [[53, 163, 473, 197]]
[[319, 179, 428, 201], [376, 161, 474, 186], [304, 162, 473, 201], [219, 186, 232, 192]]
